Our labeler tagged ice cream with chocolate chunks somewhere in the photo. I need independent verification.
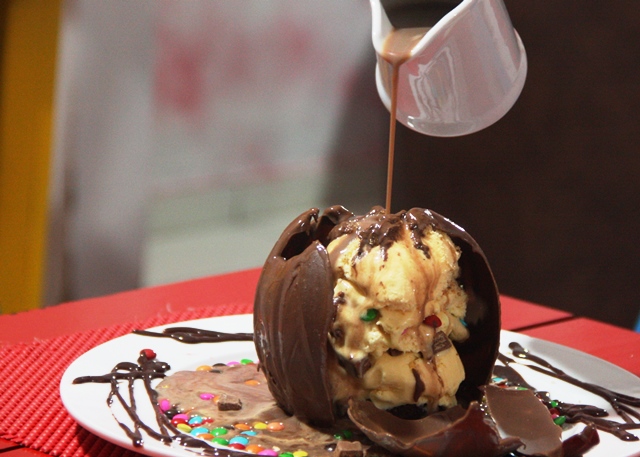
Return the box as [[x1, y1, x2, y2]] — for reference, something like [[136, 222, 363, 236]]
[[253, 205, 500, 427]]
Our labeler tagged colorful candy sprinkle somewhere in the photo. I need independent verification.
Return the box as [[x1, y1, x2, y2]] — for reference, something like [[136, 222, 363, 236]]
[[292, 451, 308, 457], [229, 443, 246, 450], [253, 422, 268, 430], [234, 423, 252, 431], [190, 426, 209, 436], [196, 365, 212, 371], [212, 437, 230, 446], [258, 450, 278, 456], [242, 430, 258, 436], [423, 314, 442, 328], [141, 348, 156, 359], [229, 436, 250, 446], [188, 416, 204, 425], [199, 392, 215, 400], [240, 358, 255, 365], [554, 416, 567, 426], [159, 399, 171, 411], [212, 427, 229, 436], [176, 423, 192, 433], [245, 444, 265, 454], [360, 308, 378, 322], [244, 379, 261, 386], [267, 422, 284, 432]]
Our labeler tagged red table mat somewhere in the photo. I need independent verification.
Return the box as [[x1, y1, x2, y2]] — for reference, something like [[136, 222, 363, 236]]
[[0, 302, 253, 457]]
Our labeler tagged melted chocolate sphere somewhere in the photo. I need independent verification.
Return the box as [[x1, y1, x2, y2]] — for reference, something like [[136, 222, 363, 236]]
[[253, 207, 501, 427]]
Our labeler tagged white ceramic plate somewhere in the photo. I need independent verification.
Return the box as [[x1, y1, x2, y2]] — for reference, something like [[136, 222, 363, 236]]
[[60, 314, 640, 457]]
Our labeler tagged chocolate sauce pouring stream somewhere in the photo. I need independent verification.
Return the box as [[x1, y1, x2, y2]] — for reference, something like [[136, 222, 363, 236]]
[[380, 27, 429, 213]]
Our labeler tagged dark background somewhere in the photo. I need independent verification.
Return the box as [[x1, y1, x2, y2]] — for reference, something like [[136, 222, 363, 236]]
[[328, 1, 640, 329]]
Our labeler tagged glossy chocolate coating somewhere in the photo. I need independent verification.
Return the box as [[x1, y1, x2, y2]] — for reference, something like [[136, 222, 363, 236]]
[[253, 206, 501, 426], [347, 398, 522, 457], [253, 206, 354, 426]]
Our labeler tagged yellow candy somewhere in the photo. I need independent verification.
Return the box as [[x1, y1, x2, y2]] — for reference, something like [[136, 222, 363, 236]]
[[293, 451, 308, 457], [253, 422, 268, 430], [176, 423, 192, 432]]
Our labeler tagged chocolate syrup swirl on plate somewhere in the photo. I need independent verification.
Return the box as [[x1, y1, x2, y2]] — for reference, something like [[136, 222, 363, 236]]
[[72, 328, 640, 457]]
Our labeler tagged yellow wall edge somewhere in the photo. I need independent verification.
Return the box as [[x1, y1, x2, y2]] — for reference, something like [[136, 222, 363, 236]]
[[0, 0, 62, 314]]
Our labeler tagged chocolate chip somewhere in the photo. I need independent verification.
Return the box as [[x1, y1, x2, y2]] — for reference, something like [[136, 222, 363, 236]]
[[217, 393, 242, 411], [331, 326, 345, 346], [433, 331, 452, 354], [412, 368, 425, 402], [387, 348, 402, 356], [338, 355, 372, 378], [335, 440, 363, 457]]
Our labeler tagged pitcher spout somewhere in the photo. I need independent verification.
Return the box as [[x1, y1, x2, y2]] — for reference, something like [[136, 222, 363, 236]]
[[370, 0, 527, 137]]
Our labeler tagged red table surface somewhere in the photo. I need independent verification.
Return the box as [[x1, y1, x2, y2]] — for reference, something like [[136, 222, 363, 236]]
[[522, 317, 640, 375], [0, 267, 570, 346], [1, 266, 638, 375], [1, 267, 639, 457]]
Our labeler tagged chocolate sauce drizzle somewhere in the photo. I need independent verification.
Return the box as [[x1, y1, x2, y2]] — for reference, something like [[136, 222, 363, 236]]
[[73, 350, 175, 447], [72, 331, 640, 457], [73, 349, 252, 456], [132, 326, 253, 344], [498, 342, 640, 441]]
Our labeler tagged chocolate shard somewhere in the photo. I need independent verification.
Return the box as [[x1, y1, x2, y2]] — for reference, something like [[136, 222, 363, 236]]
[[561, 423, 599, 457], [253, 207, 353, 427], [217, 393, 242, 411], [347, 399, 522, 457], [409, 208, 502, 407], [335, 440, 364, 457], [484, 385, 563, 457], [432, 331, 452, 354]]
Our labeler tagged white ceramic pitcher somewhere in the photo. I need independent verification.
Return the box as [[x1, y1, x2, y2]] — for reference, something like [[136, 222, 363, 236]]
[[371, 0, 527, 137]]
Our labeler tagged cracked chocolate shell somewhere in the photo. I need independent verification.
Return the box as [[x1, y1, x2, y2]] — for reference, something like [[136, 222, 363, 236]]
[[253, 206, 501, 427]]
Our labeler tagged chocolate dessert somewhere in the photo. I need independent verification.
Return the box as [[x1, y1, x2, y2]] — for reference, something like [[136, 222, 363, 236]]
[[253, 205, 500, 428]]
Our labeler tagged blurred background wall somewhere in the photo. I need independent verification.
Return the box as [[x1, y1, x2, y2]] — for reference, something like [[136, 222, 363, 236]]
[[44, 0, 380, 307], [384, 2, 640, 329], [2, 1, 637, 330]]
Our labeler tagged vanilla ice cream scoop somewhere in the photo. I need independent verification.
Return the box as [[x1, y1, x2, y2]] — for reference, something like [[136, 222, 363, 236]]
[[253, 206, 500, 426], [326, 207, 470, 412]]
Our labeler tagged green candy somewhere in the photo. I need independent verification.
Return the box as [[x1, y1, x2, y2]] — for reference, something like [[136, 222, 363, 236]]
[[553, 415, 567, 426], [360, 308, 378, 322]]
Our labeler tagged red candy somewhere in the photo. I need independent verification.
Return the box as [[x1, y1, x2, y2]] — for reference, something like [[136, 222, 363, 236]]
[[141, 349, 157, 359], [423, 315, 442, 328]]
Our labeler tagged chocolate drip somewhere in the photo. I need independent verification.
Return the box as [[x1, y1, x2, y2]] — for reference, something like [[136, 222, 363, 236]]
[[73, 351, 175, 447], [501, 342, 640, 441], [132, 327, 253, 344], [73, 331, 640, 456]]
